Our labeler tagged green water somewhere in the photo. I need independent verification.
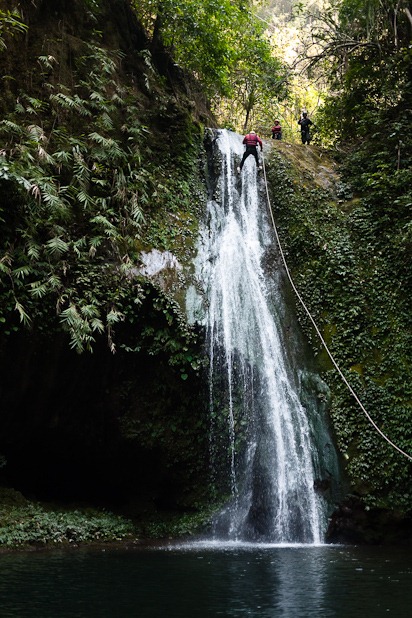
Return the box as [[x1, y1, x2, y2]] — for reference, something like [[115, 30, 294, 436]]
[[0, 544, 411, 617]]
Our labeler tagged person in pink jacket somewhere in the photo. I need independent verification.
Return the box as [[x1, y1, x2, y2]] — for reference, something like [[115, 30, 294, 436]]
[[237, 131, 263, 172]]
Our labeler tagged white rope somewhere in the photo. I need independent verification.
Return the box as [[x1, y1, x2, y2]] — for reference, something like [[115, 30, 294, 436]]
[[261, 151, 412, 461]]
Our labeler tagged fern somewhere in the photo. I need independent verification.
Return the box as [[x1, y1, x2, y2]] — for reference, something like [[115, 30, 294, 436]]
[[0, 39, 160, 352], [29, 281, 48, 298], [0, 119, 24, 137], [37, 55, 57, 70], [76, 189, 95, 209], [91, 214, 119, 238], [60, 304, 96, 353], [50, 93, 91, 117], [72, 236, 87, 258], [72, 149, 90, 188], [52, 150, 72, 165], [46, 237, 69, 257], [15, 300, 31, 325], [26, 241, 41, 260], [91, 318, 105, 333], [12, 265, 32, 279], [47, 274, 62, 290], [107, 308, 124, 325], [88, 132, 123, 159], [130, 193, 145, 225], [88, 236, 103, 258], [98, 112, 114, 131]]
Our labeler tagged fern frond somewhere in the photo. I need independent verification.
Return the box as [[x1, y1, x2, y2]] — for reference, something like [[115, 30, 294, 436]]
[[91, 214, 118, 237], [50, 93, 91, 117], [37, 147, 55, 165], [27, 124, 46, 142], [52, 150, 72, 165], [46, 236, 69, 256], [88, 132, 111, 148], [72, 236, 87, 257], [107, 308, 124, 324], [15, 300, 31, 325], [0, 119, 24, 136], [91, 318, 105, 333], [12, 265, 32, 279], [47, 274, 62, 290], [89, 91, 104, 102], [89, 236, 102, 258], [60, 303, 96, 353], [26, 241, 41, 260], [60, 304, 79, 326], [29, 281, 48, 298], [37, 55, 58, 70], [80, 304, 100, 319], [42, 192, 65, 209], [130, 194, 145, 224], [99, 112, 114, 131], [111, 93, 124, 106], [76, 189, 95, 208]]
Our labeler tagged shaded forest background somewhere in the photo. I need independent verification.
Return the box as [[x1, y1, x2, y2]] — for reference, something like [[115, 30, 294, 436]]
[[0, 0, 411, 546]]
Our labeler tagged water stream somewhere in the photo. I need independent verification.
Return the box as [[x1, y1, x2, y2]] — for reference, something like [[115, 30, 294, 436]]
[[187, 129, 338, 544]]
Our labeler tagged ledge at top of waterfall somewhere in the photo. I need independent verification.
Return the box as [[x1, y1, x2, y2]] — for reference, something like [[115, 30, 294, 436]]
[[187, 129, 339, 545]]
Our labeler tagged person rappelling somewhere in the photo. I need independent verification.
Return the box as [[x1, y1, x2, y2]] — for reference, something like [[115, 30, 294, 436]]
[[237, 130, 263, 173]]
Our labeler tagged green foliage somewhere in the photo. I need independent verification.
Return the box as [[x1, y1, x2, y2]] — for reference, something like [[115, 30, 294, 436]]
[[131, 0, 289, 130], [0, 45, 143, 296], [121, 282, 206, 377], [139, 504, 216, 538], [295, 2, 412, 510], [217, 26, 290, 131], [0, 9, 27, 51], [0, 37, 198, 353], [313, 0, 411, 149], [133, 0, 250, 95], [0, 502, 134, 547], [266, 147, 412, 510]]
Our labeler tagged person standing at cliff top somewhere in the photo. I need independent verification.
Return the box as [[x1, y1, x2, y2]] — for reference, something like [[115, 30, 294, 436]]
[[237, 130, 263, 173], [298, 112, 313, 144], [271, 120, 282, 140]]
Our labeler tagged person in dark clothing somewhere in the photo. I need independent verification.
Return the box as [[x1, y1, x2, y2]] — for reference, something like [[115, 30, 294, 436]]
[[237, 130, 263, 172], [271, 120, 282, 140], [298, 112, 313, 144]]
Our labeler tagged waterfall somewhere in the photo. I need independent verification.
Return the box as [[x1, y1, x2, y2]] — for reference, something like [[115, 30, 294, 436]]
[[187, 129, 337, 544]]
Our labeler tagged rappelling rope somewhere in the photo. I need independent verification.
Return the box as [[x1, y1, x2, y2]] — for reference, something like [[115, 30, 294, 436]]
[[260, 150, 412, 462]]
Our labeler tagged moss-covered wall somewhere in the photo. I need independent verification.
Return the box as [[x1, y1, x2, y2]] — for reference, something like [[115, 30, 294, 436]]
[[265, 142, 412, 543]]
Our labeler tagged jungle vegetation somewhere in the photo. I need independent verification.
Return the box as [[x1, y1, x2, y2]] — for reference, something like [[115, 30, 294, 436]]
[[267, 0, 412, 512], [0, 0, 411, 545]]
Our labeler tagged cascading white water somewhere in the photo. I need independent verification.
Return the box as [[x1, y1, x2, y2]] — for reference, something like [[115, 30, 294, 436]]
[[187, 129, 332, 544]]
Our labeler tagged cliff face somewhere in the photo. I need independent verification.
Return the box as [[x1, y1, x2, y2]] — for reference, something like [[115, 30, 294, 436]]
[[265, 141, 412, 543], [0, 0, 214, 122], [0, 0, 213, 520]]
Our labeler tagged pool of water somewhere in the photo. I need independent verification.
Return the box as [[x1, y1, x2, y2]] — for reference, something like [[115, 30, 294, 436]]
[[0, 542, 411, 617]]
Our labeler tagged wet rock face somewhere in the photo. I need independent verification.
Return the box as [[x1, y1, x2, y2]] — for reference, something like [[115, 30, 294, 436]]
[[326, 497, 412, 546]]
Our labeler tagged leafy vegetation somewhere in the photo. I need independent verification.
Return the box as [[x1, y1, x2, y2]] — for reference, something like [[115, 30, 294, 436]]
[[0, 0, 411, 541], [0, 22, 205, 353], [266, 143, 412, 511], [132, 0, 290, 130], [0, 490, 134, 547], [0, 8, 27, 50]]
